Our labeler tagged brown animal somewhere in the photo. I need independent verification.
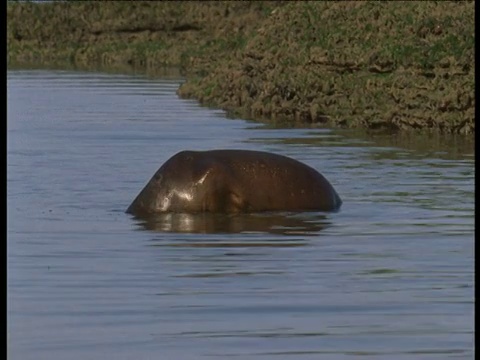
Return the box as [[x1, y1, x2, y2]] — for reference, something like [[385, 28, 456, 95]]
[[126, 149, 342, 215]]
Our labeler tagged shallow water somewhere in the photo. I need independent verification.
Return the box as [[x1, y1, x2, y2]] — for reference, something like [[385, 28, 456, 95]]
[[7, 70, 474, 360]]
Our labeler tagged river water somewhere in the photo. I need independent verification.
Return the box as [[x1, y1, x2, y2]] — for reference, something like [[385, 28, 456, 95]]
[[7, 70, 474, 360]]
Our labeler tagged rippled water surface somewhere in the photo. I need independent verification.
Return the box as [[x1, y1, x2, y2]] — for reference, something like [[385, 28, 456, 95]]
[[7, 70, 474, 360]]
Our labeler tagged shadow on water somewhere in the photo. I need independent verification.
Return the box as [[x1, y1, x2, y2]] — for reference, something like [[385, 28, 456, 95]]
[[129, 212, 331, 238]]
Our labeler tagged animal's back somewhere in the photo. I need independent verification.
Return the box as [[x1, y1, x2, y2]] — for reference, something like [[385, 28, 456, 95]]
[[192, 150, 342, 212]]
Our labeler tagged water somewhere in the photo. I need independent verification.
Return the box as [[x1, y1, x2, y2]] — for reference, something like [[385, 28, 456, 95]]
[[7, 70, 474, 360]]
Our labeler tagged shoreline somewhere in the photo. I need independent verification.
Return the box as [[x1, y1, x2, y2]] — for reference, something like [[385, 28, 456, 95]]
[[7, 1, 474, 135]]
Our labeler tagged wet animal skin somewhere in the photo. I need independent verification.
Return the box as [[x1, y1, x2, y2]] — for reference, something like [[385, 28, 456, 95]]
[[126, 149, 342, 215]]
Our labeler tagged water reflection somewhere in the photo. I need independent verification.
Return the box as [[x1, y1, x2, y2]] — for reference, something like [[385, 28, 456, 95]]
[[129, 212, 330, 236], [245, 128, 474, 160]]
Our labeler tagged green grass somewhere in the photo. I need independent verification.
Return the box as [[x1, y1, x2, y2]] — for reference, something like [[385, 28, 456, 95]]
[[7, 1, 474, 134]]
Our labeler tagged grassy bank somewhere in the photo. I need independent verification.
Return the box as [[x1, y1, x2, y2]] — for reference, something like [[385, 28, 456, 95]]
[[7, 1, 474, 134]]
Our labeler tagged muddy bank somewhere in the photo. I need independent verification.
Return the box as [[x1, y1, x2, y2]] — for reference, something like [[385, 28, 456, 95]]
[[7, 1, 474, 134]]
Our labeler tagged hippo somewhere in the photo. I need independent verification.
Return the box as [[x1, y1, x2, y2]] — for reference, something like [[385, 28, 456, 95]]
[[126, 149, 342, 215]]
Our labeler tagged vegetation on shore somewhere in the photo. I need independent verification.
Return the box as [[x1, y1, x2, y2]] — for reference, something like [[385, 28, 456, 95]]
[[7, 1, 474, 134]]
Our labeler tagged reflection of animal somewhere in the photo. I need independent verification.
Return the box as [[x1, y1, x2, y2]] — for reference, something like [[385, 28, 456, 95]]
[[134, 213, 330, 235], [126, 150, 342, 215]]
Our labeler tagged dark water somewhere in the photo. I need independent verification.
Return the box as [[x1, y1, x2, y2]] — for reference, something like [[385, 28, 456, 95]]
[[7, 70, 474, 360]]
